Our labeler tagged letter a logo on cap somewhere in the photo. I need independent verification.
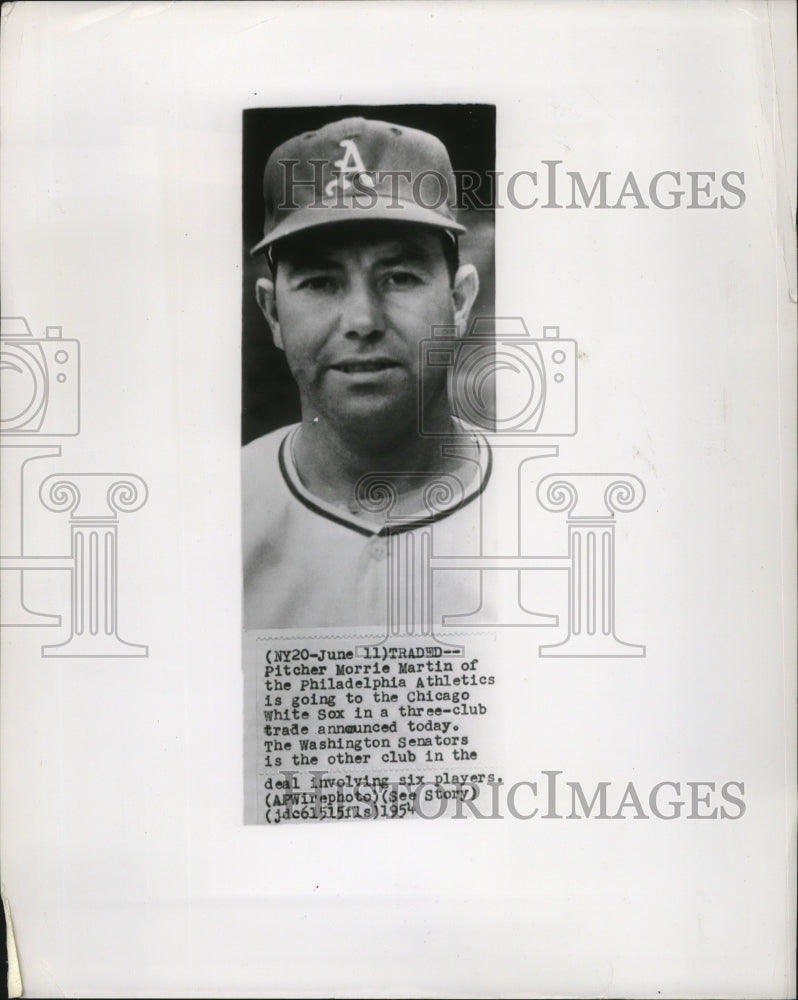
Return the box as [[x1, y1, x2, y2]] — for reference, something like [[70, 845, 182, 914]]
[[324, 139, 375, 196]]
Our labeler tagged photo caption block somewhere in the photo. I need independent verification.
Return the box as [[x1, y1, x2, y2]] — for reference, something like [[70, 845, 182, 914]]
[[244, 629, 502, 824]]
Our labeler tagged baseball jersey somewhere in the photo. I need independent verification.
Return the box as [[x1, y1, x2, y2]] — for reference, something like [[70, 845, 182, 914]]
[[242, 423, 494, 630]]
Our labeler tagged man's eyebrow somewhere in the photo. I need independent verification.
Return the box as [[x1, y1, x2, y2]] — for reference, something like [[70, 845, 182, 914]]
[[373, 241, 437, 267], [281, 253, 344, 273], [282, 240, 438, 273]]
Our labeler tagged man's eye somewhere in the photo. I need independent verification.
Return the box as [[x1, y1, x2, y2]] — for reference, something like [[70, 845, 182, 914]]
[[384, 271, 422, 289], [297, 275, 336, 292]]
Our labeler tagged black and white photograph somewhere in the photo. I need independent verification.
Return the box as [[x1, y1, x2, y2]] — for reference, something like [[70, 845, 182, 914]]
[[0, 2, 795, 997], [242, 104, 497, 630]]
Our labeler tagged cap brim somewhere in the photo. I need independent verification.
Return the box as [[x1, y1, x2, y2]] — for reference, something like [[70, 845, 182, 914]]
[[249, 195, 466, 257]]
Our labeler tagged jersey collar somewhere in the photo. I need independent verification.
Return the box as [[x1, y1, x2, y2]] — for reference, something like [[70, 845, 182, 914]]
[[278, 422, 493, 537]]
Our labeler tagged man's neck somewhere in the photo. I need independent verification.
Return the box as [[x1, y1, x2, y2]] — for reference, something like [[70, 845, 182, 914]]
[[292, 410, 476, 520]]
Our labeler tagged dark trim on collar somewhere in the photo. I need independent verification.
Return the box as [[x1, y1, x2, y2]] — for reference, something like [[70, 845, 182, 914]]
[[278, 427, 492, 538], [278, 432, 375, 537]]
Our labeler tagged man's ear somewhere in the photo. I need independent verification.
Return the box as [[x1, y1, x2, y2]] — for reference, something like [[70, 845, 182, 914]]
[[452, 263, 479, 333], [255, 277, 283, 350]]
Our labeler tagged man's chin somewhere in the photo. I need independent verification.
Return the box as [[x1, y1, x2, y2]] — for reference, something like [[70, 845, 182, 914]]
[[321, 402, 420, 450]]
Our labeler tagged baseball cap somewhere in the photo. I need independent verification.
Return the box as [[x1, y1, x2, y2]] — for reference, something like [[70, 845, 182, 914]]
[[249, 117, 466, 257]]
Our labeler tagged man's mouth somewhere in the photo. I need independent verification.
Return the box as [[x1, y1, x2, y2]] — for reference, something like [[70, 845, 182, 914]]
[[331, 360, 399, 374]]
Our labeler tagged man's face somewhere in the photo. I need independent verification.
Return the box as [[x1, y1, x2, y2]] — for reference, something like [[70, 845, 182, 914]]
[[256, 222, 477, 446]]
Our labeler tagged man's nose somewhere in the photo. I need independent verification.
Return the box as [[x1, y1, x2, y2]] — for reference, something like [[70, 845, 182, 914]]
[[340, 278, 384, 339]]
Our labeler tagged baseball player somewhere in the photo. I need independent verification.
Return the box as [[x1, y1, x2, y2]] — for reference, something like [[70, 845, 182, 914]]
[[243, 117, 494, 629]]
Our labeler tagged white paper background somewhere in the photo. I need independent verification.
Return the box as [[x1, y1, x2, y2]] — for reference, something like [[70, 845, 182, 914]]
[[1, 1, 795, 996]]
